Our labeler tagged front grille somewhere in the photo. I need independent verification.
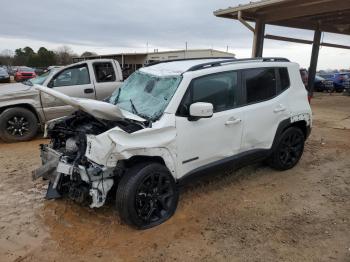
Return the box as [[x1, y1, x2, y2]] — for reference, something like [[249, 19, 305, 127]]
[[21, 73, 33, 77]]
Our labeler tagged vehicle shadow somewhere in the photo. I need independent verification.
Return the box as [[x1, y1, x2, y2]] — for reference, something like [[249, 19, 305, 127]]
[[0, 132, 48, 145]]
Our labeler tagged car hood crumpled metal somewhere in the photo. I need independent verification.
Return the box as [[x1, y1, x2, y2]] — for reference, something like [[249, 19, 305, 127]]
[[34, 85, 145, 122], [0, 82, 34, 94]]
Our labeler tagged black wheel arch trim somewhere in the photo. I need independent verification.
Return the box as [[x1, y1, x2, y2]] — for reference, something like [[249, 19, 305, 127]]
[[270, 118, 311, 153], [0, 104, 42, 125]]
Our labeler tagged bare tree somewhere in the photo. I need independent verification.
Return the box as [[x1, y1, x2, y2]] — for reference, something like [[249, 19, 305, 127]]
[[55, 46, 77, 65], [81, 51, 98, 57], [0, 49, 14, 66]]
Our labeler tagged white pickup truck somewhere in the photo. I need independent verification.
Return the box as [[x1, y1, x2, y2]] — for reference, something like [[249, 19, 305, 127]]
[[0, 59, 123, 142]]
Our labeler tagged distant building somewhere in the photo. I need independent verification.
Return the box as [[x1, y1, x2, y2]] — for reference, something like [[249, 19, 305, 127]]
[[73, 49, 235, 78]]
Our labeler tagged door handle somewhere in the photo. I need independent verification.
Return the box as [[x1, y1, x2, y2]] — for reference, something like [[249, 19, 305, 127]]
[[225, 117, 241, 126], [274, 104, 286, 113], [84, 88, 94, 94]]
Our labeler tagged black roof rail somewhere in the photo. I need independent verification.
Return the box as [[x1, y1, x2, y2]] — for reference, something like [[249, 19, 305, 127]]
[[186, 57, 290, 72], [144, 57, 235, 67], [261, 57, 290, 62]]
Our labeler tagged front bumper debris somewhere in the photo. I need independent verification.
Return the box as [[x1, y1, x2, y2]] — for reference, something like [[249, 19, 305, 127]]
[[33, 144, 115, 207], [32, 145, 61, 182], [32, 145, 63, 199]]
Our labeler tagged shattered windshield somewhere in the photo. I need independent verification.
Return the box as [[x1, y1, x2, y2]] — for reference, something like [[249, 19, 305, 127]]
[[109, 71, 182, 121], [29, 71, 51, 85], [23, 69, 57, 86]]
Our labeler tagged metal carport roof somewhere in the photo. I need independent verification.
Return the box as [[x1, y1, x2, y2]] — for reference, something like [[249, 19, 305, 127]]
[[214, 0, 350, 95], [214, 0, 350, 35]]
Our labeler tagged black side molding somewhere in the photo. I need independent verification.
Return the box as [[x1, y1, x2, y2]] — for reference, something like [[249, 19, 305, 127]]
[[182, 157, 199, 164], [177, 149, 270, 186]]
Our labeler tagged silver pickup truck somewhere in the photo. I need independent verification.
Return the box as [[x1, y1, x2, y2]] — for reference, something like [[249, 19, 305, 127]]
[[0, 59, 123, 142]]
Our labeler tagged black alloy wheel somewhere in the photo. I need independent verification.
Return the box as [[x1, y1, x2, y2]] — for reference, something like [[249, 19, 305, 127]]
[[6, 116, 30, 137], [268, 127, 305, 170], [0, 107, 38, 142], [116, 163, 179, 229], [135, 172, 175, 224], [278, 131, 304, 167]]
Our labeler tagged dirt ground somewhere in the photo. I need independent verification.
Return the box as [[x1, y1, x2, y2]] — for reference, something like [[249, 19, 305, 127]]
[[0, 93, 349, 262]]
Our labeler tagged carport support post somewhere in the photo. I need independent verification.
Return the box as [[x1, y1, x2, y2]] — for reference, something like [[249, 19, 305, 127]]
[[308, 29, 322, 96], [252, 19, 265, 58]]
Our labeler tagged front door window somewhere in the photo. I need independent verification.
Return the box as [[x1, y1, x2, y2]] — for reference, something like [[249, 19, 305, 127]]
[[51, 64, 90, 87]]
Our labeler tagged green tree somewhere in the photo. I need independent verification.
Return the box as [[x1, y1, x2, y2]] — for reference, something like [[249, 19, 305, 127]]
[[37, 47, 57, 67], [12, 46, 57, 67], [14, 48, 26, 65], [14, 47, 35, 66], [23, 46, 35, 56]]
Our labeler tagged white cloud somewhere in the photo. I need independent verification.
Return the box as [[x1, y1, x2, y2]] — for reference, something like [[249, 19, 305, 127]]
[[0, 0, 349, 70]]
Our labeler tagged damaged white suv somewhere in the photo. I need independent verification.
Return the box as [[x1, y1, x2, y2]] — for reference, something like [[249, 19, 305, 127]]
[[33, 58, 312, 229]]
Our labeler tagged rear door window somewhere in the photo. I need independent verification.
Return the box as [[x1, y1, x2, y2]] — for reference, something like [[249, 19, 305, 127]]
[[93, 62, 116, 82]]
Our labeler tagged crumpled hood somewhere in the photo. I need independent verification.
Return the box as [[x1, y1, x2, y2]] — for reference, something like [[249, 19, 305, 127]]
[[0, 82, 33, 95], [34, 85, 145, 122]]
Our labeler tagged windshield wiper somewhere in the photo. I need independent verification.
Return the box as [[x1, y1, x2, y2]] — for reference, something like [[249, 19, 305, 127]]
[[113, 88, 121, 104], [129, 99, 153, 127], [129, 99, 139, 115]]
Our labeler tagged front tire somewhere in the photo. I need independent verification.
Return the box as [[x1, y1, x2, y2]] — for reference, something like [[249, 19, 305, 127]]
[[116, 163, 179, 229], [0, 107, 38, 142], [268, 127, 305, 171]]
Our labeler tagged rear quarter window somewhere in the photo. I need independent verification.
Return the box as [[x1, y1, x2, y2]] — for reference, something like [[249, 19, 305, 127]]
[[242, 67, 290, 105], [244, 68, 277, 104]]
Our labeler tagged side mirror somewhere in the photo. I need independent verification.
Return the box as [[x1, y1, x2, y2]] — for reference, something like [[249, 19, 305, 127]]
[[189, 102, 213, 121]]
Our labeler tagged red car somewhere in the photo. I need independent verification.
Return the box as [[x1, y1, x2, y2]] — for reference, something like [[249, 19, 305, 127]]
[[14, 67, 36, 82]]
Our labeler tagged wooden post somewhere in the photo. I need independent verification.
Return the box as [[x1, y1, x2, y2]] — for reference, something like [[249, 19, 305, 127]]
[[252, 19, 265, 58], [308, 29, 322, 96]]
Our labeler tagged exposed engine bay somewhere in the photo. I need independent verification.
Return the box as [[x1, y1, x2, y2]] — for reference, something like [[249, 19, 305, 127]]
[[33, 110, 144, 208]]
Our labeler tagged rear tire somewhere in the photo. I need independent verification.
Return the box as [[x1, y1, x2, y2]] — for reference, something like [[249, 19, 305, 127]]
[[0, 107, 38, 142], [268, 127, 305, 171], [116, 162, 179, 229]]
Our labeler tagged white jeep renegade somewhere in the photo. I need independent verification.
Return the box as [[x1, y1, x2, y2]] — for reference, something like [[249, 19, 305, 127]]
[[33, 57, 312, 229]]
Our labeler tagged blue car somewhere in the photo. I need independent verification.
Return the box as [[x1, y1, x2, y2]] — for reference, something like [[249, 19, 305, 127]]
[[0, 68, 10, 83], [314, 75, 326, 92], [319, 72, 350, 92]]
